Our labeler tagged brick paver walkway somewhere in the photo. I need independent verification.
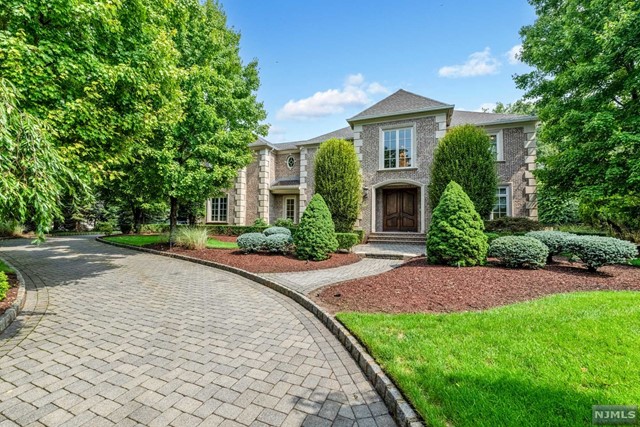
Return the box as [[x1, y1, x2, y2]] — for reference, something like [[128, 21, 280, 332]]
[[259, 259, 401, 295], [353, 244, 424, 259], [0, 237, 395, 426]]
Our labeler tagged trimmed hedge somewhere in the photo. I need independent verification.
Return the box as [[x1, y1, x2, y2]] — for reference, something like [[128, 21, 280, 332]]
[[140, 223, 170, 234], [484, 217, 544, 233], [264, 234, 294, 254], [353, 229, 365, 243], [263, 227, 291, 237], [489, 236, 549, 269], [526, 230, 576, 263], [0, 272, 8, 301], [294, 194, 338, 261], [237, 233, 267, 253], [427, 181, 488, 267], [336, 233, 360, 251], [203, 225, 269, 236], [564, 236, 638, 271]]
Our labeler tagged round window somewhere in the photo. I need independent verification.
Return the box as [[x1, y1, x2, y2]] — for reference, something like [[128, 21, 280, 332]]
[[286, 155, 296, 169]]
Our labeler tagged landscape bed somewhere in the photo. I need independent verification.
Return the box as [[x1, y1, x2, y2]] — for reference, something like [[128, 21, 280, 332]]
[[316, 257, 640, 313], [0, 261, 18, 316], [103, 235, 361, 273], [338, 291, 640, 427]]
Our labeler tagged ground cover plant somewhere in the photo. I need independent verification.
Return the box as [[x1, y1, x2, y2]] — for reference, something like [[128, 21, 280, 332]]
[[338, 292, 640, 427]]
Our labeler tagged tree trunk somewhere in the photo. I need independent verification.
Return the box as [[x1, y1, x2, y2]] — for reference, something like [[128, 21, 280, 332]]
[[169, 196, 178, 246], [132, 206, 143, 234]]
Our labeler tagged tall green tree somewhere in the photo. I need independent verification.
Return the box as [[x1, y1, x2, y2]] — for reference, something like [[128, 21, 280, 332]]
[[156, 0, 267, 237], [429, 124, 498, 218], [0, 79, 80, 238], [314, 138, 362, 232], [516, 0, 640, 231], [492, 100, 536, 115]]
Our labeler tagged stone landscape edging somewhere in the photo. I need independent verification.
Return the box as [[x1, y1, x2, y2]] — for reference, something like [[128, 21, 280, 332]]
[[96, 236, 424, 427], [0, 256, 26, 335]]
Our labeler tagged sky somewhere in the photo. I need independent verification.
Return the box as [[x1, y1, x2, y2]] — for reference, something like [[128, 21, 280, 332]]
[[221, 1, 538, 143]]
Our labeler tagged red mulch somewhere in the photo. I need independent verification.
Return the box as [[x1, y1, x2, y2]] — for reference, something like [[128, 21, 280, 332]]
[[314, 257, 640, 314], [146, 243, 361, 273], [0, 273, 19, 316]]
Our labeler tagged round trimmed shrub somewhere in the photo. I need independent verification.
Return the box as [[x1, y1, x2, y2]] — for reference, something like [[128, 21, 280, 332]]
[[237, 232, 267, 253], [488, 236, 549, 269], [294, 194, 339, 261], [427, 181, 488, 266], [264, 234, 294, 254], [335, 232, 360, 251], [526, 230, 576, 263], [263, 226, 291, 237], [564, 236, 638, 271]]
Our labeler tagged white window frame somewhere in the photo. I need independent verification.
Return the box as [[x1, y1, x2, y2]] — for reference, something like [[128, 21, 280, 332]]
[[491, 185, 512, 219], [283, 196, 297, 222], [210, 196, 228, 223], [379, 125, 416, 170], [286, 155, 296, 170], [488, 130, 504, 161]]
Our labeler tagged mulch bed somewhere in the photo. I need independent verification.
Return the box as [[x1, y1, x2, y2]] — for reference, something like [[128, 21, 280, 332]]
[[315, 257, 640, 314], [0, 273, 20, 316], [146, 243, 361, 273]]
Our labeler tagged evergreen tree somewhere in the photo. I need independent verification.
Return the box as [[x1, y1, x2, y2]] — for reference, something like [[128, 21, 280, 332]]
[[294, 194, 338, 261]]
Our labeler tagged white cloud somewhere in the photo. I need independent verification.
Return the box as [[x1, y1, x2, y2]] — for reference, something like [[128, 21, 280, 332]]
[[267, 125, 287, 142], [438, 48, 501, 78], [277, 74, 389, 120], [475, 102, 497, 112], [506, 44, 522, 65]]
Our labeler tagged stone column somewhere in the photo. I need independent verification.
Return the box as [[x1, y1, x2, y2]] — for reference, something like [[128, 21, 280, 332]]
[[258, 148, 270, 222], [523, 124, 538, 220], [234, 167, 247, 225], [299, 147, 308, 216]]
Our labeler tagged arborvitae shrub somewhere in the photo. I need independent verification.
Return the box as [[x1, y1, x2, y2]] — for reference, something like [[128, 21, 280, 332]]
[[429, 124, 498, 218], [314, 138, 362, 232], [427, 181, 488, 266], [294, 194, 338, 261]]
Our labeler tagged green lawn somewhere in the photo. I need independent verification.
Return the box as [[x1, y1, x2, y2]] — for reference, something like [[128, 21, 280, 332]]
[[0, 260, 14, 274], [104, 234, 237, 249], [338, 292, 640, 427], [630, 258, 640, 267]]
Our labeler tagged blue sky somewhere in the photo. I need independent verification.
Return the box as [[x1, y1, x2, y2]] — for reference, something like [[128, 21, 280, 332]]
[[222, 1, 537, 142]]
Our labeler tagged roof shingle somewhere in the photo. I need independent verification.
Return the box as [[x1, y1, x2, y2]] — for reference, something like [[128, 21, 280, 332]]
[[348, 89, 453, 122]]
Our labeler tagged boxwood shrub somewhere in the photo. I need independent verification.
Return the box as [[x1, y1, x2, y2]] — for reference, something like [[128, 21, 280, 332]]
[[526, 230, 576, 263], [336, 233, 360, 251], [237, 233, 267, 253], [263, 226, 292, 237], [564, 236, 638, 271], [488, 236, 549, 269], [264, 234, 294, 254]]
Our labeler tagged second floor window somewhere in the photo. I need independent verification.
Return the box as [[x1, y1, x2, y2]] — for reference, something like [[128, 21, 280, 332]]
[[488, 130, 504, 161], [383, 128, 413, 169]]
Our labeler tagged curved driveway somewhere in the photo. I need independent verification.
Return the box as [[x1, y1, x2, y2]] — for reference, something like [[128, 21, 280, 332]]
[[0, 237, 394, 426]]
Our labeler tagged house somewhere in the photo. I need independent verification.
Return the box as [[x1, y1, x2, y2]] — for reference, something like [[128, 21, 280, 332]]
[[205, 89, 538, 241]]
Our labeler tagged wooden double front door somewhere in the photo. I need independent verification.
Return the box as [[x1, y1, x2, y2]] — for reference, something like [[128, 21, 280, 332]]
[[382, 188, 418, 232]]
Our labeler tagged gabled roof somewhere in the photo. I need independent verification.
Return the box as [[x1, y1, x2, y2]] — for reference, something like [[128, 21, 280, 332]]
[[451, 110, 537, 127], [298, 126, 353, 146], [347, 89, 453, 123]]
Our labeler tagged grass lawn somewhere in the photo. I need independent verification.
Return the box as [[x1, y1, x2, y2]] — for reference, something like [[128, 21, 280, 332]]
[[0, 260, 14, 274], [104, 234, 238, 249], [338, 292, 640, 427]]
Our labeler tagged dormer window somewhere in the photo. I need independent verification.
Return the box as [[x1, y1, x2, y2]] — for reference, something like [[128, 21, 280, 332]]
[[381, 127, 414, 169]]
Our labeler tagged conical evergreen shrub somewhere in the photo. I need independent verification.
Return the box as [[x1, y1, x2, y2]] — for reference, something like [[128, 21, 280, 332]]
[[427, 181, 488, 266], [294, 194, 339, 261]]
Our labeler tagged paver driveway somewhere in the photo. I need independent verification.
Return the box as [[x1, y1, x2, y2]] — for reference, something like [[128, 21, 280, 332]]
[[0, 237, 395, 426]]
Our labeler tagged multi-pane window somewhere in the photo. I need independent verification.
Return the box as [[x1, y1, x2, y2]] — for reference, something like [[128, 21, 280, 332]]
[[383, 128, 413, 168], [210, 197, 228, 222], [285, 197, 296, 222], [488, 131, 503, 161], [491, 187, 510, 219]]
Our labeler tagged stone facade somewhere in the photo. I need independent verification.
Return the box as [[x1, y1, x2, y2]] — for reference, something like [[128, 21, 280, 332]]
[[206, 89, 538, 238]]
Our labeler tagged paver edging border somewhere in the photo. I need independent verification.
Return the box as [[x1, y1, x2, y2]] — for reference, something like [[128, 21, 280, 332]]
[[96, 236, 424, 427], [0, 257, 27, 335]]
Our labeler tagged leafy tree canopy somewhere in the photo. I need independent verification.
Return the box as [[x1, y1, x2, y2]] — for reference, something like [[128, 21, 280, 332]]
[[492, 100, 536, 115], [516, 0, 640, 230]]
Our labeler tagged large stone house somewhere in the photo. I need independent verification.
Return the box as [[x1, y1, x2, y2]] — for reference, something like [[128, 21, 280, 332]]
[[205, 89, 538, 240]]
